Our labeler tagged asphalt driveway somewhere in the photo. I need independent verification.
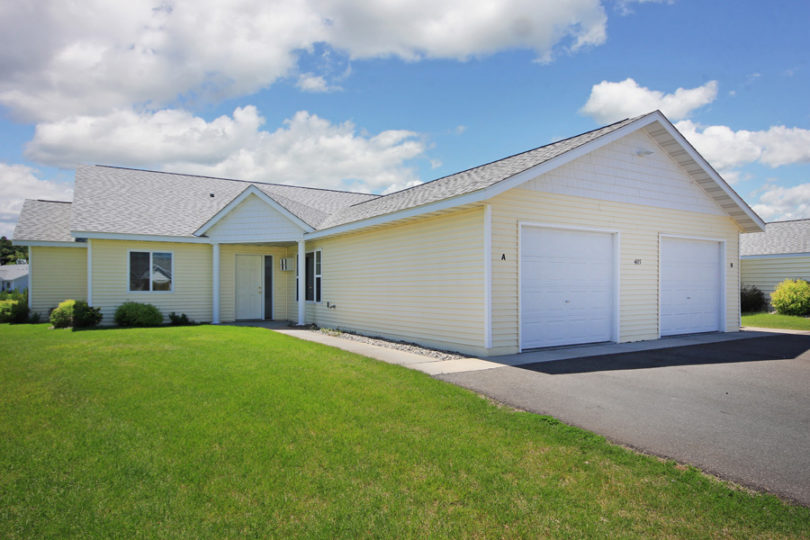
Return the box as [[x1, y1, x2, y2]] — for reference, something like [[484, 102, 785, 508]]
[[439, 334, 810, 506]]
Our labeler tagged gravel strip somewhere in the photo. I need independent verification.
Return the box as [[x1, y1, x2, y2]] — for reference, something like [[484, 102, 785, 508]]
[[319, 329, 468, 362]]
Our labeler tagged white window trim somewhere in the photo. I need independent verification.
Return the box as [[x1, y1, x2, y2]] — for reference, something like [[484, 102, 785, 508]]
[[127, 249, 175, 293], [297, 249, 322, 304]]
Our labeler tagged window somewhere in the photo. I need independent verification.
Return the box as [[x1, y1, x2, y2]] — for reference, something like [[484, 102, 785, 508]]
[[129, 251, 173, 292], [296, 250, 321, 302]]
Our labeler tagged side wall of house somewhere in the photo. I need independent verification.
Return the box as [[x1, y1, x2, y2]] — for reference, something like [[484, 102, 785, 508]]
[[741, 255, 810, 301], [91, 240, 213, 323], [288, 207, 487, 356], [30, 246, 87, 316]]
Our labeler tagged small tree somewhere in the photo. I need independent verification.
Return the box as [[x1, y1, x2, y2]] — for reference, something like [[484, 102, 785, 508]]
[[770, 279, 810, 316]]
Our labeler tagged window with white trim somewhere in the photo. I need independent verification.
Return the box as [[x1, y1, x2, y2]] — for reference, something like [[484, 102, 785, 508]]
[[296, 250, 321, 302], [129, 251, 173, 291]]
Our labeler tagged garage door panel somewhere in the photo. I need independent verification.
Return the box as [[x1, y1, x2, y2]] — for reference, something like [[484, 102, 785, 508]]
[[661, 237, 722, 336], [521, 227, 616, 349]]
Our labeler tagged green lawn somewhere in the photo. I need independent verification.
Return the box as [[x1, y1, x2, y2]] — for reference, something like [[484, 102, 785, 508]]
[[1, 325, 808, 538], [742, 312, 810, 331]]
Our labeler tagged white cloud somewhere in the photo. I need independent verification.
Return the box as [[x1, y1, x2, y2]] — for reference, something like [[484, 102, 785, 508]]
[[25, 107, 426, 194], [580, 78, 717, 123], [752, 183, 810, 221], [296, 73, 341, 93], [0, 0, 612, 122], [0, 164, 73, 237], [675, 120, 810, 170], [615, 0, 674, 15]]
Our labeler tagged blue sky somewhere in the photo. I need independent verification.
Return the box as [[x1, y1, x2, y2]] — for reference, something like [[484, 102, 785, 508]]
[[2, 0, 809, 236]]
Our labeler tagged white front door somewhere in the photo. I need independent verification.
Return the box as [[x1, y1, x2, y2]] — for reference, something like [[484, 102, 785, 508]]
[[660, 237, 723, 336], [235, 255, 263, 320], [520, 226, 616, 349]]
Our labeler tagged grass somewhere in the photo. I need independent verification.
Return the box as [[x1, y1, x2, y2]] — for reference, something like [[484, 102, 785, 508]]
[[1, 325, 808, 538], [742, 311, 810, 331]]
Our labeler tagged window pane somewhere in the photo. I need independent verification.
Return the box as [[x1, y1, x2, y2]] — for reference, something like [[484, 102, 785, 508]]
[[315, 276, 321, 303], [305, 252, 314, 301], [129, 252, 150, 291], [151, 252, 172, 291], [315, 251, 321, 275]]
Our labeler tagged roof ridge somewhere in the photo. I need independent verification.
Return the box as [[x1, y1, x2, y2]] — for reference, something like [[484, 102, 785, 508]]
[[35, 199, 72, 204], [764, 218, 810, 224], [342, 113, 644, 209], [91, 164, 380, 197]]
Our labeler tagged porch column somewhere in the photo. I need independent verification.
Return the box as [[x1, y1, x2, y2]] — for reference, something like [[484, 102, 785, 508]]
[[212, 242, 220, 324], [297, 238, 306, 325]]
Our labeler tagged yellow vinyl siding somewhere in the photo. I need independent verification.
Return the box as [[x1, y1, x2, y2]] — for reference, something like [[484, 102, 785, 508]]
[[741, 256, 810, 301], [217, 245, 290, 322], [91, 240, 212, 323], [295, 207, 486, 356], [490, 189, 741, 355], [30, 246, 87, 316]]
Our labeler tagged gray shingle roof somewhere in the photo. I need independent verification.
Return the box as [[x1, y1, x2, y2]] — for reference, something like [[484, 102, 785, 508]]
[[318, 115, 640, 229], [70, 166, 378, 237], [12, 200, 76, 243], [741, 219, 810, 256], [0, 263, 29, 281], [16, 111, 762, 242]]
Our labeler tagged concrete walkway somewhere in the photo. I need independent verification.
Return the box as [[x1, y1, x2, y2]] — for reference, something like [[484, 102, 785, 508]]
[[264, 323, 779, 374]]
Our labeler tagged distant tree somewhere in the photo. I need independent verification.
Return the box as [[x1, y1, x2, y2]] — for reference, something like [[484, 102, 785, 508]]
[[0, 236, 28, 265]]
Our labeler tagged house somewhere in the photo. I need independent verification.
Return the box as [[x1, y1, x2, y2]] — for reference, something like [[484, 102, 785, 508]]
[[12, 110, 764, 356], [0, 262, 28, 292], [741, 219, 810, 301]]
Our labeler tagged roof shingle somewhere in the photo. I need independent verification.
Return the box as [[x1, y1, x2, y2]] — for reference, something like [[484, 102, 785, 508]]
[[12, 200, 76, 242], [741, 219, 810, 256]]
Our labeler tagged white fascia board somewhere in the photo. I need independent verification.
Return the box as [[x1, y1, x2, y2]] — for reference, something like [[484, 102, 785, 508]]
[[651, 112, 766, 233], [307, 114, 661, 241], [194, 185, 313, 236], [741, 252, 810, 260], [13, 240, 87, 248], [72, 231, 211, 243]]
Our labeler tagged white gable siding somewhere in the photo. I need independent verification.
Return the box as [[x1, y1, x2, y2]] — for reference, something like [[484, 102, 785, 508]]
[[524, 131, 725, 217], [206, 194, 303, 243]]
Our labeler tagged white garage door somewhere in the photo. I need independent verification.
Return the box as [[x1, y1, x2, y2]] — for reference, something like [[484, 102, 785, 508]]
[[520, 226, 615, 349], [660, 237, 723, 336]]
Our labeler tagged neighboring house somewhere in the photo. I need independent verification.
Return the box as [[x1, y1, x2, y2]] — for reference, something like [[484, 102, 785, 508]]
[[12, 111, 764, 356], [741, 219, 810, 301], [0, 262, 28, 292]]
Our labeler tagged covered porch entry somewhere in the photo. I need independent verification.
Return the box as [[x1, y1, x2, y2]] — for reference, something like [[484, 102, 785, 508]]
[[210, 241, 305, 324]]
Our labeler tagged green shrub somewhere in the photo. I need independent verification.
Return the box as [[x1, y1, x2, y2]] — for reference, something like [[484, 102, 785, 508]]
[[114, 302, 163, 327], [0, 299, 12, 323], [168, 312, 194, 326], [770, 279, 810, 316], [50, 299, 76, 328], [73, 301, 102, 328], [8, 300, 30, 324], [740, 285, 767, 313]]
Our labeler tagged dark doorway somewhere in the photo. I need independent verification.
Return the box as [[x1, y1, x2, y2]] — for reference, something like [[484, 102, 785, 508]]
[[264, 256, 273, 320]]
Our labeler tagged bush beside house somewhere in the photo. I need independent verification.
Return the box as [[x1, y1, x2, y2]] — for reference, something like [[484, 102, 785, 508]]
[[770, 279, 810, 316]]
